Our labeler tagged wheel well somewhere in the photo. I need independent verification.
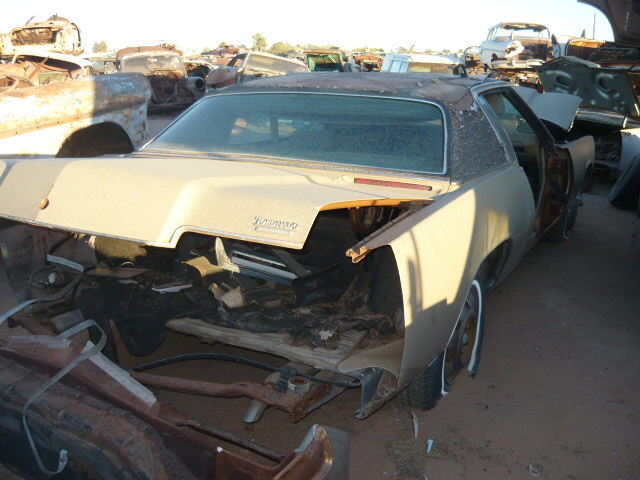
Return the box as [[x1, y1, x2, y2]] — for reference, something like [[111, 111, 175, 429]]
[[476, 241, 510, 292], [56, 123, 134, 158]]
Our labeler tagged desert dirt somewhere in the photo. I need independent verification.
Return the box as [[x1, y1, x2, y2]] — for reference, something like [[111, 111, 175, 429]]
[[1, 177, 638, 480]]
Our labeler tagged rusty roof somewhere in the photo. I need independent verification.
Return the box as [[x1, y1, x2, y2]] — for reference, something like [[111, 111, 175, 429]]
[[223, 72, 483, 111]]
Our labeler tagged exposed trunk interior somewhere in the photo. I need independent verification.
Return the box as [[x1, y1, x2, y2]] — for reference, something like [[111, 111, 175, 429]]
[[0, 204, 414, 373]]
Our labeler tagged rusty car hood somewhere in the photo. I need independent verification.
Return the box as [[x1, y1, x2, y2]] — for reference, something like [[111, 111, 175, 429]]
[[537, 56, 640, 120], [0, 155, 447, 249]]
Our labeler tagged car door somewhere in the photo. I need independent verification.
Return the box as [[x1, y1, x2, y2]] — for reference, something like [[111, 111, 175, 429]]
[[477, 86, 593, 239]]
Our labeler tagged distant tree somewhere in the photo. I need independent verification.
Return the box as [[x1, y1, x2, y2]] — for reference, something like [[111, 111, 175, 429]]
[[269, 42, 294, 54], [398, 46, 409, 53], [442, 48, 451, 54], [92, 41, 108, 53], [297, 43, 320, 51], [252, 33, 268, 52], [218, 41, 228, 47]]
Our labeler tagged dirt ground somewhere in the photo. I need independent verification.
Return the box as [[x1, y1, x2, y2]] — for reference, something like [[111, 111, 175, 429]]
[[0, 179, 638, 480]]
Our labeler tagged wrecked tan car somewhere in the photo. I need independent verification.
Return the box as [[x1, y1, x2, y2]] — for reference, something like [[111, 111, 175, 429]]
[[0, 73, 150, 157], [0, 73, 593, 478], [0, 15, 82, 56], [206, 52, 308, 90]]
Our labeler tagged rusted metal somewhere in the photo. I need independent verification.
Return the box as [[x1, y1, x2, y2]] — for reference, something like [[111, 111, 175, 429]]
[[1, 15, 83, 56], [175, 418, 284, 463], [0, 334, 348, 479], [0, 73, 150, 155], [131, 371, 332, 422], [132, 371, 301, 406], [290, 383, 332, 422]]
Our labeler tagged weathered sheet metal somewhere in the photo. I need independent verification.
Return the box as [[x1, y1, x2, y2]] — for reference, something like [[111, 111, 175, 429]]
[[0, 73, 150, 156], [131, 371, 332, 421], [0, 333, 349, 479]]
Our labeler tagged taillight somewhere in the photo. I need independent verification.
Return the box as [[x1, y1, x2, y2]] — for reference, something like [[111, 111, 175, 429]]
[[354, 178, 432, 190]]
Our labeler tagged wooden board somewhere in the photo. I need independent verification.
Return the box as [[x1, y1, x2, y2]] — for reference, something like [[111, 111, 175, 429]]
[[166, 318, 365, 370]]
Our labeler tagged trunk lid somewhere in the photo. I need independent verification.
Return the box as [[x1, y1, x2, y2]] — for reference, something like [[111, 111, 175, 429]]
[[0, 155, 447, 249]]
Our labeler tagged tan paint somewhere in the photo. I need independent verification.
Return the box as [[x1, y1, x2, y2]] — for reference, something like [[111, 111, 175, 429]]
[[343, 166, 536, 385], [0, 156, 443, 249]]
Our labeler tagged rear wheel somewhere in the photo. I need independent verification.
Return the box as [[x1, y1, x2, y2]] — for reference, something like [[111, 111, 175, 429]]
[[401, 279, 484, 410]]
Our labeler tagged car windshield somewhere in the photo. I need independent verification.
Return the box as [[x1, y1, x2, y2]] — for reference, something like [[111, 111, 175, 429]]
[[494, 25, 550, 40], [306, 54, 344, 72], [121, 54, 184, 73], [145, 93, 446, 174]]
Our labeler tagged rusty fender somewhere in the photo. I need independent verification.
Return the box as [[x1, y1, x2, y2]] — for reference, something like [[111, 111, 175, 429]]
[[0, 335, 349, 480], [0, 73, 151, 151]]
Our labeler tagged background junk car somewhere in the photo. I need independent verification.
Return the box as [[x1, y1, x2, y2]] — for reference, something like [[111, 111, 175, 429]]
[[0, 73, 592, 477], [0, 14, 83, 56], [116, 46, 205, 109], [381, 53, 467, 76], [205, 51, 309, 91], [480, 22, 552, 70]]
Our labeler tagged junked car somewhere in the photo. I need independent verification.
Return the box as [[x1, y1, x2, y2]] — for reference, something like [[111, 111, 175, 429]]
[[536, 54, 640, 207], [352, 54, 383, 71], [0, 49, 94, 89], [0, 73, 150, 158], [304, 50, 345, 71], [381, 53, 467, 75], [480, 22, 552, 70], [0, 73, 592, 478], [206, 51, 308, 90], [0, 14, 83, 56], [116, 46, 204, 109], [581, 0, 640, 205]]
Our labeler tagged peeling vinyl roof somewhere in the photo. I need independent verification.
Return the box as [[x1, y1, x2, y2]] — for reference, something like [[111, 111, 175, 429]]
[[223, 72, 483, 111]]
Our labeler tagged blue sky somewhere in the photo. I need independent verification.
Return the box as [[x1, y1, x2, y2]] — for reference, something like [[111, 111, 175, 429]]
[[0, 0, 614, 53]]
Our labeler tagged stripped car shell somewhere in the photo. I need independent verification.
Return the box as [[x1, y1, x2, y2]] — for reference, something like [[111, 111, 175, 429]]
[[206, 52, 308, 90], [0, 73, 593, 476], [480, 22, 552, 70], [0, 73, 150, 157], [0, 49, 94, 90], [381, 53, 466, 76], [0, 15, 82, 56], [116, 47, 203, 109]]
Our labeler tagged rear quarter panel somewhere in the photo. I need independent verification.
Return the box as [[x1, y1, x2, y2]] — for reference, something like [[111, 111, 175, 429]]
[[356, 166, 536, 386]]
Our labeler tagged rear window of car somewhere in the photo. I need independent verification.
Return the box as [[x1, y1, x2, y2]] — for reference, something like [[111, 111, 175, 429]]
[[145, 93, 446, 174]]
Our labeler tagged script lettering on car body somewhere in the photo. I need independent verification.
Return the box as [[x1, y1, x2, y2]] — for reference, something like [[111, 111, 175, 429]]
[[254, 216, 299, 235]]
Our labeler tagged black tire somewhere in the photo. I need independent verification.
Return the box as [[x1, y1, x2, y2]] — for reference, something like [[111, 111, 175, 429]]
[[401, 279, 485, 410], [609, 155, 640, 209]]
